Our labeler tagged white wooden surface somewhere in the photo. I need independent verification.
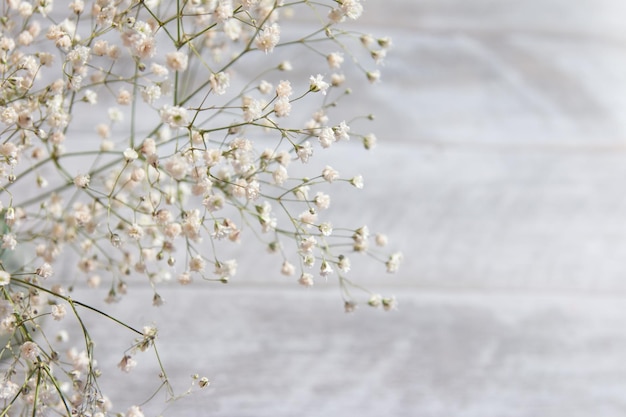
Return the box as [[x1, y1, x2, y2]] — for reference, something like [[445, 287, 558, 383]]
[[58, 0, 626, 415]]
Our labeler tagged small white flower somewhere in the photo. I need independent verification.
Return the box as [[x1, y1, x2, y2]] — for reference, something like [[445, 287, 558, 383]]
[[0, 271, 10, 286], [322, 166, 339, 182], [327, 52, 344, 69], [124, 148, 138, 162], [160, 105, 189, 128], [281, 261, 295, 276], [165, 51, 188, 72], [309, 74, 329, 95], [74, 173, 90, 188], [118, 355, 137, 373], [51, 304, 67, 321], [298, 273, 314, 287], [20, 341, 40, 361], [256, 23, 280, 54], [276, 80, 292, 98], [350, 175, 364, 189], [210, 72, 230, 95]]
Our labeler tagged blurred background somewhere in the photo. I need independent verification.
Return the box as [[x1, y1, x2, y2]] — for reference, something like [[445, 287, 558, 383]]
[[72, 0, 626, 415]]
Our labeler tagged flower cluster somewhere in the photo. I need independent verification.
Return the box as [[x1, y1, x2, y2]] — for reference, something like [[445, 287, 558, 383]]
[[0, 0, 399, 415]]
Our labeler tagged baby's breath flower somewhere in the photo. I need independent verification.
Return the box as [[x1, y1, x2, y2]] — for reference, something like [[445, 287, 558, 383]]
[[127, 223, 144, 240], [20, 341, 40, 361], [385, 252, 403, 273], [126, 405, 145, 417], [350, 175, 364, 189], [276, 80, 292, 98], [375, 233, 388, 247], [51, 304, 66, 320], [327, 52, 344, 69], [165, 51, 188, 72], [0, 271, 10, 286], [281, 260, 295, 276], [382, 296, 398, 311], [124, 148, 139, 162], [74, 173, 90, 188], [274, 97, 291, 117], [256, 23, 281, 54], [368, 294, 383, 308], [338, 255, 351, 273], [278, 61, 292, 71], [318, 127, 335, 148], [298, 273, 314, 287], [319, 222, 333, 236], [314, 192, 331, 210], [118, 355, 137, 373], [36, 262, 53, 278], [309, 74, 330, 95], [178, 271, 192, 285], [363, 133, 377, 150], [366, 70, 381, 83], [160, 105, 189, 128], [210, 72, 230, 95]]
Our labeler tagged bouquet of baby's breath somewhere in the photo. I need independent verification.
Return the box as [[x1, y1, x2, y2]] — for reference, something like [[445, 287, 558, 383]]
[[0, 0, 400, 415]]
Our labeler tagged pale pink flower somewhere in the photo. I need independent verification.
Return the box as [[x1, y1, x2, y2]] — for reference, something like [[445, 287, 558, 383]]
[[327, 52, 344, 69], [74, 173, 90, 188], [118, 355, 137, 373], [20, 341, 39, 361], [51, 304, 66, 321], [165, 51, 188, 72], [298, 273, 314, 287]]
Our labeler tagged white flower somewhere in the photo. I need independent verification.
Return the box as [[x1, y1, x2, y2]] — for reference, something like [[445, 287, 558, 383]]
[[165, 51, 188, 72], [210, 72, 230, 95], [319, 222, 333, 236], [320, 260, 333, 277], [164, 154, 190, 180], [51, 304, 67, 321], [177, 271, 192, 285], [124, 148, 138, 162], [333, 121, 350, 141], [160, 105, 189, 128], [126, 405, 144, 417], [127, 223, 144, 240], [20, 341, 40, 361], [36, 262, 53, 278], [309, 74, 329, 95], [296, 141, 313, 163], [327, 52, 344, 69], [322, 166, 339, 182], [318, 127, 335, 148], [0, 271, 9, 286], [363, 133, 377, 150], [256, 23, 280, 54], [276, 80, 292, 98], [314, 192, 331, 210], [118, 355, 137, 373], [274, 97, 291, 117], [350, 175, 364, 189], [298, 273, 314, 287], [74, 173, 90, 188], [281, 261, 295, 276], [385, 252, 403, 273]]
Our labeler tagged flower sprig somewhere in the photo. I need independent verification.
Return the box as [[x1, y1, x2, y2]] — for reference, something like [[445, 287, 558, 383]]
[[0, 0, 399, 414]]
